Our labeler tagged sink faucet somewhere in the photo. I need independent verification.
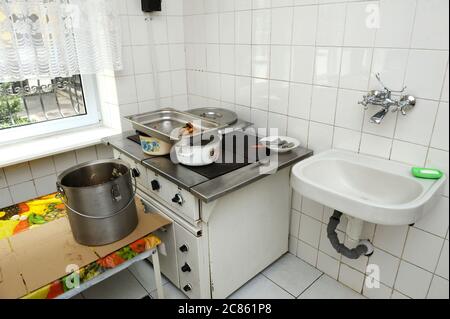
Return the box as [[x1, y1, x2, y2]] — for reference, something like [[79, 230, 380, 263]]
[[359, 73, 416, 124]]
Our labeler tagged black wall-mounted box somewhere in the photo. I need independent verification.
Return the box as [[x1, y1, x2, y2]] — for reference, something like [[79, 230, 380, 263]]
[[142, 0, 162, 12]]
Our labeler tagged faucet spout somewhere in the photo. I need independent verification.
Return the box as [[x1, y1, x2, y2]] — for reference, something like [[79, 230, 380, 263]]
[[370, 108, 389, 124]]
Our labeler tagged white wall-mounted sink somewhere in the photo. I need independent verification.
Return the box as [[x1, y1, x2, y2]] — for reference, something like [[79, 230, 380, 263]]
[[291, 150, 446, 226]]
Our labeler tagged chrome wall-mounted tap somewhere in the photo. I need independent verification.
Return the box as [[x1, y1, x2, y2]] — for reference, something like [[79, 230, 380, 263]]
[[359, 73, 416, 124]]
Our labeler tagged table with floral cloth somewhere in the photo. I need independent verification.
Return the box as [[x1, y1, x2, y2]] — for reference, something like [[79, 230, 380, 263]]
[[0, 193, 163, 299]]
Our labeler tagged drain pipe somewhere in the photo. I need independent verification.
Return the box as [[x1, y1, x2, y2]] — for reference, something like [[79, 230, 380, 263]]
[[327, 211, 374, 259]]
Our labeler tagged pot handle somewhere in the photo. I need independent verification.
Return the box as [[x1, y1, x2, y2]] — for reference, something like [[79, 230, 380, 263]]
[[56, 175, 138, 220]]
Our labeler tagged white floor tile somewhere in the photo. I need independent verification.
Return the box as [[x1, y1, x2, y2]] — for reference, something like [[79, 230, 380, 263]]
[[129, 260, 168, 293], [262, 253, 322, 297], [82, 270, 148, 299], [298, 275, 366, 299], [150, 282, 188, 299], [229, 275, 294, 299]]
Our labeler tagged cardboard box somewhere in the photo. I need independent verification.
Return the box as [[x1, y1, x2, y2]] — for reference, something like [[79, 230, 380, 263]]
[[0, 238, 27, 299], [0, 197, 170, 298]]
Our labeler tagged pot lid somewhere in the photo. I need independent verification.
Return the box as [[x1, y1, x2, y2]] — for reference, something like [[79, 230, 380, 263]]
[[188, 107, 238, 126]]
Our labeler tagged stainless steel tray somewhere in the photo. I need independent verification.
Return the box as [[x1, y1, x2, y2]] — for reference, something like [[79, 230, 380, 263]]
[[124, 108, 223, 143]]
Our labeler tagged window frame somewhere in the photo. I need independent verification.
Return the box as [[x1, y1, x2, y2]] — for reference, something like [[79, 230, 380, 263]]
[[0, 75, 101, 144]]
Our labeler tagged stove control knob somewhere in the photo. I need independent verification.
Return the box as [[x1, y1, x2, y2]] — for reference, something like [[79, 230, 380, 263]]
[[181, 263, 191, 273], [183, 284, 192, 292], [179, 244, 189, 253], [172, 193, 184, 206], [151, 180, 160, 191]]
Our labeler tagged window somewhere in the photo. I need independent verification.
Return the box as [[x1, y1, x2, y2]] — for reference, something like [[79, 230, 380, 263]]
[[0, 75, 100, 143], [1, 75, 86, 129]]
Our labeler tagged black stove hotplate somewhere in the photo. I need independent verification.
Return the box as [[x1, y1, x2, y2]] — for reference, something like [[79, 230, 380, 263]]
[[127, 131, 270, 180]]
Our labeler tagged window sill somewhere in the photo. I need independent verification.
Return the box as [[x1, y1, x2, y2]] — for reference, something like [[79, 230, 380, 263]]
[[0, 125, 121, 168]]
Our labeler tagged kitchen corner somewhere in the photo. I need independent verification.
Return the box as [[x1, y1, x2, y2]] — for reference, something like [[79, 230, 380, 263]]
[[103, 124, 313, 298]]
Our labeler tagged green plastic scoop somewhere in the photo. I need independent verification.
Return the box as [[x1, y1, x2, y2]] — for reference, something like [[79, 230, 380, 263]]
[[412, 167, 444, 180]]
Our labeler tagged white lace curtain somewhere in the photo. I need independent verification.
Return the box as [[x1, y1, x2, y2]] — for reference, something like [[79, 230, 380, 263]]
[[0, 0, 122, 82]]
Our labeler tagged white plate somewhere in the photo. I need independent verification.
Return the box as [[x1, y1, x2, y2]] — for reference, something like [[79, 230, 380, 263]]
[[260, 136, 300, 153]]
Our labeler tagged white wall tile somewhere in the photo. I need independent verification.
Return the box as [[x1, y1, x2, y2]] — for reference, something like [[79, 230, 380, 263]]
[[363, 281, 393, 299], [375, 0, 416, 48], [411, 0, 449, 50], [271, 7, 293, 45], [431, 102, 449, 151], [426, 149, 449, 197], [339, 264, 365, 293], [235, 45, 252, 76], [403, 228, 444, 272], [435, 240, 449, 280], [0, 169, 7, 188], [344, 2, 377, 47], [390, 140, 428, 166], [75, 146, 98, 164], [301, 197, 324, 221], [291, 46, 315, 84], [0, 188, 13, 208], [9, 181, 37, 204], [370, 49, 409, 91], [235, 0, 252, 11], [252, 9, 271, 44], [53, 152, 77, 173], [268, 113, 288, 135], [373, 225, 409, 257], [292, 6, 318, 46], [307, 122, 334, 153], [252, 78, 269, 110], [313, 47, 342, 87], [4, 163, 32, 186], [427, 276, 449, 299], [297, 240, 318, 267], [360, 134, 392, 159], [290, 210, 301, 238], [310, 86, 337, 125], [316, 3, 346, 46], [317, 251, 340, 280], [335, 89, 365, 131], [333, 127, 361, 153], [220, 44, 236, 74], [339, 48, 373, 91], [395, 99, 439, 146], [29, 158, 55, 179], [299, 214, 322, 248], [404, 50, 448, 100], [252, 45, 271, 78], [287, 117, 309, 147], [395, 261, 433, 299], [368, 249, 400, 288], [288, 83, 312, 119], [415, 195, 449, 239], [269, 80, 290, 115], [35, 174, 57, 197], [236, 76, 252, 106], [442, 66, 449, 102], [132, 45, 153, 74], [270, 46, 291, 81]]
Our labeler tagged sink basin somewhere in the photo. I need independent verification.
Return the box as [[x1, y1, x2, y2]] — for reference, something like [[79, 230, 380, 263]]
[[291, 150, 446, 226]]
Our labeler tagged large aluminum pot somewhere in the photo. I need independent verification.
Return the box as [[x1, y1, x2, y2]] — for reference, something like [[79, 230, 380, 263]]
[[56, 159, 139, 246]]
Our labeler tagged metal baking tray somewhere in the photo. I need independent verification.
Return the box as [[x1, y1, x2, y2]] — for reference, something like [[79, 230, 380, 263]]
[[124, 108, 224, 143]]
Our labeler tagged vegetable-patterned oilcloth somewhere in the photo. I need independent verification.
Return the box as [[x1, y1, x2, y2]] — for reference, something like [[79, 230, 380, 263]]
[[0, 193, 161, 299]]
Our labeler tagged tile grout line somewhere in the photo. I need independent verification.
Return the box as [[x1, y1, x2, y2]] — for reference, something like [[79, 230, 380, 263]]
[[296, 273, 325, 299]]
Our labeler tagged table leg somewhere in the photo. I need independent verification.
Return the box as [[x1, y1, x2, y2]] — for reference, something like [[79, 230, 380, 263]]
[[151, 249, 164, 299]]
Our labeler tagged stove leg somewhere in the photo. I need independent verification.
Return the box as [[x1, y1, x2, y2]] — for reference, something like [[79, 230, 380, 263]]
[[151, 249, 164, 299]]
